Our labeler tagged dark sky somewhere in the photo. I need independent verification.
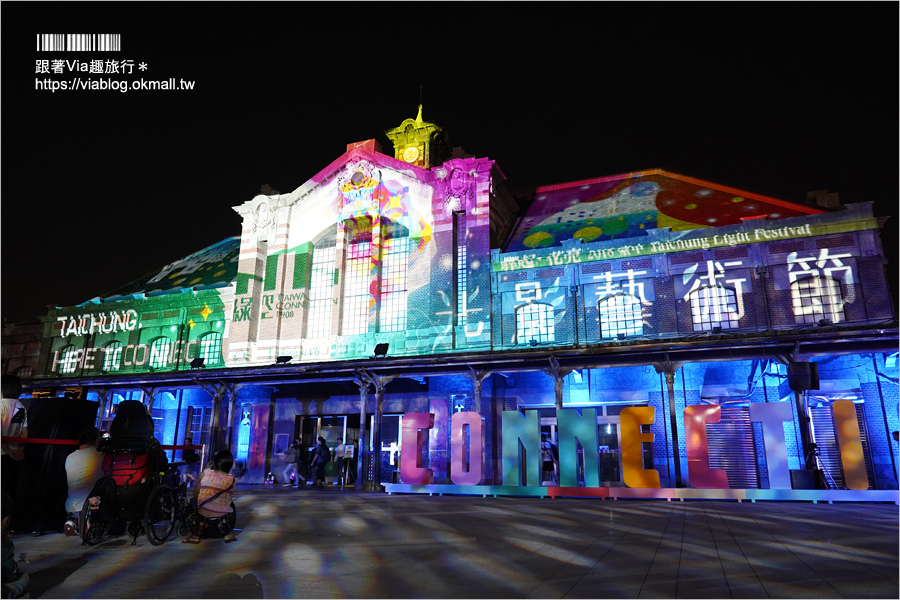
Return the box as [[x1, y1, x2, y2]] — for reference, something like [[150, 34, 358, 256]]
[[2, 3, 897, 324]]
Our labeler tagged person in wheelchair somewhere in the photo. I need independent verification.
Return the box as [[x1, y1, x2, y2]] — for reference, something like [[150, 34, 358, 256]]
[[183, 450, 237, 544], [84, 401, 170, 544]]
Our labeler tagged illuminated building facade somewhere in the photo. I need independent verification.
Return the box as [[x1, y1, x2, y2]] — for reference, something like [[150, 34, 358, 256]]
[[19, 109, 899, 499]]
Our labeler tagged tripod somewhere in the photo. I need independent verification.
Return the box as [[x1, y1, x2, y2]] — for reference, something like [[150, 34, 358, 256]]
[[804, 443, 835, 489]]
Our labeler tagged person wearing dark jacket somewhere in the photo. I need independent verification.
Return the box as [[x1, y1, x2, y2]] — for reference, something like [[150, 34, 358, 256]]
[[310, 437, 331, 488]]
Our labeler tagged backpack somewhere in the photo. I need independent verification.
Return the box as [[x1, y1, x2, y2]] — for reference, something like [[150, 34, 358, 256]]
[[320, 444, 331, 463]]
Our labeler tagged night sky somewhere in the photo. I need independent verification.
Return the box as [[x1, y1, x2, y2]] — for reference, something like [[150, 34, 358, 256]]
[[2, 4, 897, 325]]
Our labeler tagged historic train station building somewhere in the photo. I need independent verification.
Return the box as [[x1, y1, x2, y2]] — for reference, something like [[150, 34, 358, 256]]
[[9, 108, 899, 501]]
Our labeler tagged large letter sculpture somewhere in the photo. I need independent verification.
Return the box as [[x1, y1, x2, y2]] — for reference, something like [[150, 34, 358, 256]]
[[501, 410, 541, 486], [557, 408, 600, 487], [399, 412, 434, 485], [749, 402, 792, 489], [619, 407, 661, 488], [831, 400, 868, 490], [684, 405, 730, 489], [450, 411, 485, 485]]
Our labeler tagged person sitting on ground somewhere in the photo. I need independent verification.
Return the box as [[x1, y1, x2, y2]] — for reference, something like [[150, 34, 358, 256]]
[[1, 493, 29, 599], [64, 426, 105, 536], [183, 450, 237, 544]]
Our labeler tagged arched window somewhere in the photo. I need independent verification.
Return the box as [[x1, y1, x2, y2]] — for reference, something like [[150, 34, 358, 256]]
[[13, 366, 34, 380], [689, 285, 740, 331], [791, 276, 845, 325], [103, 341, 123, 372], [306, 231, 336, 339], [516, 303, 555, 345], [58, 345, 79, 374], [199, 331, 223, 364], [148, 337, 170, 369], [598, 293, 643, 339]]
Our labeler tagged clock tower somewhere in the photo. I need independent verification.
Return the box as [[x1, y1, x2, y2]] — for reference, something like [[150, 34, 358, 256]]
[[384, 105, 449, 169]]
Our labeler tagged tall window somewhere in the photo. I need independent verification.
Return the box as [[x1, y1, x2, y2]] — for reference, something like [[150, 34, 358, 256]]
[[456, 212, 467, 327], [791, 276, 845, 324], [516, 303, 555, 345], [199, 331, 223, 364], [189, 407, 211, 447], [599, 294, 643, 338], [58, 345, 79, 374], [339, 218, 410, 335], [148, 337, 170, 369], [379, 232, 409, 332], [307, 237, 336, 339], [103, 341, 123, 372], [690, 285, 740, 331], [341, 221, 373, 335]]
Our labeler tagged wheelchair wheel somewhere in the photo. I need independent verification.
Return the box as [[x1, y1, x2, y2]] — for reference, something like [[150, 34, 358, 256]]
[[177, 519, 191, 538], [144, 484, 176, 545], [79, 496, 109, 546]]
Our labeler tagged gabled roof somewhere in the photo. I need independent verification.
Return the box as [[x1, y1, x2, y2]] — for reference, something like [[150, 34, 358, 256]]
[[82, 237, 240, 305], [505, 168, 825, 252]]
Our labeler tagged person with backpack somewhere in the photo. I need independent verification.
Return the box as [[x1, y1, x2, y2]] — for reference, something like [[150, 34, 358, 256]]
[[310, 437, 331, 488]]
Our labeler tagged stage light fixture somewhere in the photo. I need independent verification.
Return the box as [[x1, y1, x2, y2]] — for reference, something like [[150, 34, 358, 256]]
[[275, 355, 293, 364], [373, 343, 389, 358], [190, 358, 205, 369]]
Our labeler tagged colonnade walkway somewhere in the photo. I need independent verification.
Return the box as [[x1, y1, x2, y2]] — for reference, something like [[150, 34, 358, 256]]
[[13, 484, 899, 598]]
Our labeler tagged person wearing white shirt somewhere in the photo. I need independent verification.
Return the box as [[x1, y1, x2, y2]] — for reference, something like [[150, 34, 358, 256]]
[[334, 438, 347, 485]]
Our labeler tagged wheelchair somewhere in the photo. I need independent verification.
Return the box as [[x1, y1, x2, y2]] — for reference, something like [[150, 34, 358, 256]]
[[79, 443, 192, 546], [78, 401, 192, 546]]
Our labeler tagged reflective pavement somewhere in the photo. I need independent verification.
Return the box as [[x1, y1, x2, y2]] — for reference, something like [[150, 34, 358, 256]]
[[11, 484, 899, 598]]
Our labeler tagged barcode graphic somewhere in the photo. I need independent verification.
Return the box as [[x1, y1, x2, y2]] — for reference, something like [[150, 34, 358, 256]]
[[37, 34, 121, 52]]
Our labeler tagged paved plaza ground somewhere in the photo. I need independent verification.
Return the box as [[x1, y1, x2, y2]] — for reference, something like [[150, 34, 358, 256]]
[[8, 484, 899, 599]]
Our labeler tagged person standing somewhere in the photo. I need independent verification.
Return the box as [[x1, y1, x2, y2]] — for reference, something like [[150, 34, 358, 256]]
[[1, 376, 27, 521], [282, 439, 303, 487], [310, 437, 331, 488], [63, 426, 105, 536], [1, 377, 27, 463], [334, 438, 346, 485], [541, 433, 559, 485]]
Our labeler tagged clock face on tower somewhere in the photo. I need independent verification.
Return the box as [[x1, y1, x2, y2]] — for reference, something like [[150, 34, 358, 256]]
[[402, 146, 420, 163]]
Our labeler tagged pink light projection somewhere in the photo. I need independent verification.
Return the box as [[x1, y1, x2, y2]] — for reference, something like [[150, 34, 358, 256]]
[[399, 412, 434, 485]]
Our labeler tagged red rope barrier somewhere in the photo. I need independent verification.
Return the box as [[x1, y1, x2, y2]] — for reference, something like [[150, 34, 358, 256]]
[[1, 437, 202, 451], [1, 437, 77, 445]]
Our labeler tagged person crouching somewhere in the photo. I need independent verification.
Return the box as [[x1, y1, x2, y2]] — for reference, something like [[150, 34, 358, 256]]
[[183, 450, 237, 544]]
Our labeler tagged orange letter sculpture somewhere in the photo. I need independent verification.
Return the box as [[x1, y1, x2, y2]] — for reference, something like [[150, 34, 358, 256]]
[[831, 400, 868, 490], [619, 406, 661, 488]]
